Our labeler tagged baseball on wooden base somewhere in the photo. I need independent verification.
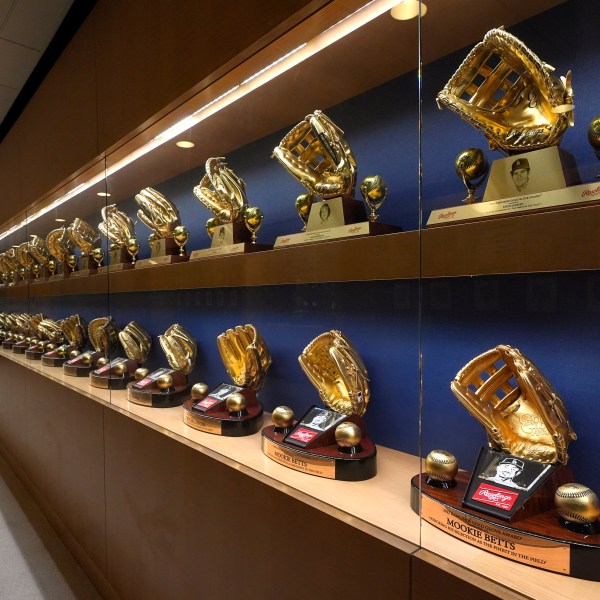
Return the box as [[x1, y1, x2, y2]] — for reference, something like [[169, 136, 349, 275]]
[[425, 450, 458, 483], [555, 483, 600, 524]]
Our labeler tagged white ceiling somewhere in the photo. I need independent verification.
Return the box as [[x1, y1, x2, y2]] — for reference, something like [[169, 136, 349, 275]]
[[0, 0, 73, 125]]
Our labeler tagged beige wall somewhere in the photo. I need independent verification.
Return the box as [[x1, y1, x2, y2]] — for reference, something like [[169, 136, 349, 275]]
[[0, 0, 328, 226]]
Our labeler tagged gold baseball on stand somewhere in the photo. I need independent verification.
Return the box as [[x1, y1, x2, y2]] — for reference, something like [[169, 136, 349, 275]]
[[80, 352, 92, 365], [92, 247, 104, 267], [295, 193, 314, 231], [244, 207, 264, 244], [126, 238, 140, 265], [226, 392, 247, 413], [205, 217, 220, 240], [191, 382, 209, 400], [157, 373, 174, 391], [425, 450, 458, 483], [67, 254, 77, 272], [555, 483, 600, 524], [173, 225, 189, 256], [134, 367, 149, 381], [48, 259, 57, 275], [360, 175, 388, 222], [454, 148, 489, 204], [587, 116, 600, 176], [69, 349, 80, 359], [335, 421, 362, 448], [96, 357, 109, 367], [45, 343, 57, 352], [272, 406, 294, 428]]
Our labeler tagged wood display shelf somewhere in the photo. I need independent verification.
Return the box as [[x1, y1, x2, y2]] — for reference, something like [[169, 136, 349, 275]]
[[2, 348, 600, 598]]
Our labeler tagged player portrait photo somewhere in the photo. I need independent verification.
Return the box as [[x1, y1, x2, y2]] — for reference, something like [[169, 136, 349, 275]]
[[478, 455, 551, 491]]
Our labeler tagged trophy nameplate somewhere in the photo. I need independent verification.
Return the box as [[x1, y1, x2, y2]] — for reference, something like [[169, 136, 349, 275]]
[[41, 345, 77, 367], [62, 350, 102, 374], [411, 466, 600, 580], [190, 222, 271, 260], [135, 238, 188, 268], [261, 406, 377, 481], [274, 198, 399, 248], [90, 357, 137, 389], [97, 247, 133, 273], [182, 383, 263, 437], [426, 180, 600, 228], [126, 367, 190, 408]]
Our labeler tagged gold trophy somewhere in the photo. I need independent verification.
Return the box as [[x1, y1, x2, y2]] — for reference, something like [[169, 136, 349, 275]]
[[273, 110, 399, 247], [360, 175, 388, 222], [454, 148, 489, 204], [24, 314, 50, 359], [67, 218, 101, 274], [173, 225, 189, 256], [12, 313, 44, 355], [15, 242, 35, 283], [46, 227, 73, 277], [262, 330, 376, 480], [192, 157, 270, 257], [92, 247, 104, 268], [38, 319, 71, 365], [126, 238, 140, 265], [63, 317, 118, 376], [587, 116, 600, 177], [91, 321, 152, 390], [134, 187, 185, 265], [127, 324, 196, 407], [98, 204, 136, 270], [411, 345, 600, 579], [28, 235, 50, 280], [183, 324, 271, 436]]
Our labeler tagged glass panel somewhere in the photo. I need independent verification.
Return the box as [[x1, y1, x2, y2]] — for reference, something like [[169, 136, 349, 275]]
[[420, 0, 599, 594]]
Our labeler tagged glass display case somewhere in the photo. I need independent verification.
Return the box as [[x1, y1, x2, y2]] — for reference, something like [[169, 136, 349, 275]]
[[0, 0, 598, 597]]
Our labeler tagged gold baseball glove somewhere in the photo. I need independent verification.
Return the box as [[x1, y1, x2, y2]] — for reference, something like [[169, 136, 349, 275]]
[[68, 218, 100, 255], [98, 204, 136, 247], [217, 324, 272, 390], [193, 157, 248, 224], [28, 236, 49, 267], [135, 187, 181, 239], [437, 28, 574, 152], [38, 319, 64, 344], [298, 330, 370, 416], [88, 317, 119, 355], [46, 227, 71, 262], [451, 345, 576, 464], [60, 315, 87, 347], [273, 110, 357, 199], [119, 321, 152, 363], [159, 324, 196, 375], [16, 242, 34, 270]]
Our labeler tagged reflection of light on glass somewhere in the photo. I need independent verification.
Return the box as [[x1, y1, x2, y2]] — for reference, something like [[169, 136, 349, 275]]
[[3, 0, 402, 239], [97, 192, 111, 197], [176, 141, 195, 148], [390, 0, 427, 20], [55, 218, 66, 222]]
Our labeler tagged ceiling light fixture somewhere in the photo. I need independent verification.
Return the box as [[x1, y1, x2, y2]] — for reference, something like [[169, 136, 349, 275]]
[[390, 0, 427, 20], [176, 140, 195, 148]]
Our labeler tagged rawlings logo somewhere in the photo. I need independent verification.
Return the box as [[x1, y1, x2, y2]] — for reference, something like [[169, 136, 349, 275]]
[[582, 186, 600, 198], [347, 226, 361, 234], [520, 414, 546, 437], [438, 211, 456, 220], [472, 483, 519, 511]]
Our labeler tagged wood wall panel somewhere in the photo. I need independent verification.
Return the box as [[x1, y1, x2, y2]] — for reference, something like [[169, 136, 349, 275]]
[[24, 375, 107, 575], [0, 127, 22, 226], [93, 0, 326, 155], [104, 408, 411, 600], [0, 360, 30, 469], [15, 13, 98, 206]]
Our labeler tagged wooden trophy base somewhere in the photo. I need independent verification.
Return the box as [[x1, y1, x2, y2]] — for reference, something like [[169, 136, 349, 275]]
[[97, 247, 134, 273], [1, 339, 16, 350], [411, 469, 600, 580], [62, 351, 102, 375], [261, 409, 376, 481], [25, 348, 45, 360], [126, 368, 190, 407], [90, 357, 138, 389], [41, 345, 78, 367], [182, 384, 263, 436], [135, 237, 189, 269], [12, 342, 29, 354], [190, 242, 272, 260]]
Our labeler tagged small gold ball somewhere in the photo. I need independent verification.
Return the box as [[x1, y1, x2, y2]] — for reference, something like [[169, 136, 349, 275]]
[[80, 353, 92, 365], [335, 422, 362, 447], [45, 343, 57, 352], [425, 450, 458, 482], [157, 373, 174, 391], [112, 361, 128, 376], [69, 349, 80, 359], [272, 406, 294, 428], [56, 345, 67, 357], [134, 367, 149, 381], [96, 357, 109, 367], [455, 148, 488, 180], [191, 382, 209, 400], [226, 392, 247, 413], [555, 483, 600, 524]]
